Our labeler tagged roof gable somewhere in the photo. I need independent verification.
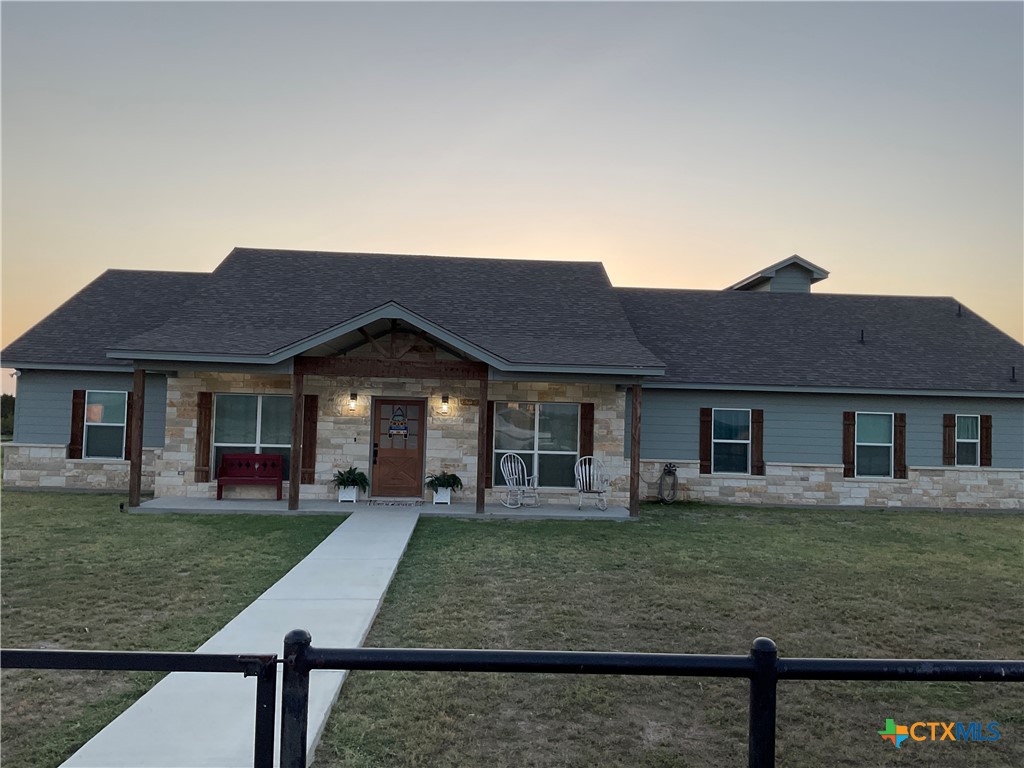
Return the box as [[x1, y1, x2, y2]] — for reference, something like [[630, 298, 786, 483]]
[[726, 255, 829, 292]]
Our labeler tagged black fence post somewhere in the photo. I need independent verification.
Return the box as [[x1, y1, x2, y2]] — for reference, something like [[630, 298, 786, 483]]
[[252, 657, 278, 768], [748, 637, 778, 768], [280, 629, 312, 768]]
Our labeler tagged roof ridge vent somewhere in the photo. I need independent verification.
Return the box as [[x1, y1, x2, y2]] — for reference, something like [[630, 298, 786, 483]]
[[725, 254, 829, 293]]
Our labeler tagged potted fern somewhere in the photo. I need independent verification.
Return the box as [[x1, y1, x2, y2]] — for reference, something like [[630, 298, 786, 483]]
[[424, 471, 463, 505], [332, 466, 369, 503]]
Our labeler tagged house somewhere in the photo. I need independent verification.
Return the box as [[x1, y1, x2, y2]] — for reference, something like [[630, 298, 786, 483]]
[[3, 249, 1022, 512]]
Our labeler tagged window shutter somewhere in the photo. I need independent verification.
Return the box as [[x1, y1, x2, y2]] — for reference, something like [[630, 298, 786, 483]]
[[123, 392, 135, 462], [699, 408, 712, 474], [69, 389, 86, 459], [300, 394, 318, 484], [579, 402, 595, 458], [750, 409, 765, 476], [195, 392, 213, 482], [484, 401, 495, 488], [842, 411, 855, 478], [893, 412, 907, 479], [942, 414, 956, 466], [980, 415, 993, 467]]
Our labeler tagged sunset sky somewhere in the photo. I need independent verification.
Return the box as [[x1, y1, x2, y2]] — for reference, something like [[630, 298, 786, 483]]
[[2, 1, 1022, 395]]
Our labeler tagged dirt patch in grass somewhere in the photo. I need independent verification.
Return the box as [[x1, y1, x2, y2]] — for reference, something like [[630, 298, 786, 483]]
[[320, 504, 1024, 768], [0, 491, 344, 768]]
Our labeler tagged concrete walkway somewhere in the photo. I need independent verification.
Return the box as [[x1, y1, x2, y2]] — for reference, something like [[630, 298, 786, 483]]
[[61, 509, 420, 768]]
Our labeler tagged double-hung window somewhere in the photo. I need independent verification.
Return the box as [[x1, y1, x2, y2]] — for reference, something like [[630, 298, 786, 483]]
[[84, 390, 128, 459], [493, 402, 579, 488], [213, 394, 292, 479], [856, 412, 893, 477], [955, 415, 980, 466], [712, 408, 751, 474]]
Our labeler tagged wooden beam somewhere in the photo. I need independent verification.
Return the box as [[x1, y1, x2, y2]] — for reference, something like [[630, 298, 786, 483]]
[[333, 327, 391, 357], [394, 329, 428, 360], [476, 378, 488, 514], [128, 368, 146, 507], [358, 328, 390, 358], [389, 319, 398, 359], [629, 380, 642, 518], [289, 373, 304, 511], [333, 328, 472, 362], [295, 357, 488, 381]]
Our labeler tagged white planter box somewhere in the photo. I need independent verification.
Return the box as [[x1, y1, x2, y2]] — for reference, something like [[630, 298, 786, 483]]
[[337, 486, 359, 503], [432, 488, 452, 505]]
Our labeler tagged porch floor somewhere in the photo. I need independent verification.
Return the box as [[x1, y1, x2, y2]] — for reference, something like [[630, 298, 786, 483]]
[[134, 496, 632, 521]]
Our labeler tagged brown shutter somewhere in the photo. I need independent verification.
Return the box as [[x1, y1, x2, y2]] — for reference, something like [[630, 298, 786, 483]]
[[699, 407, 712, 474], [980, 415, 993, 466], [123, 392, 135, 462], [579, 402, 595, 458], [69, 389, 86, 459], [842, 411, 856, 478], [484, 401, 495, 488], [300, 394, 319, 484], [942, 414, 956, 466], [750, 409, 765, 476], [893, 412, 907, 479], [195, 391, 213, 482]]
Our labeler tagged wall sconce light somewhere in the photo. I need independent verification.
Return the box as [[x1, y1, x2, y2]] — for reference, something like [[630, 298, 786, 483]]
[[348, 392, 357, 412], [441, 394, 450, 415]]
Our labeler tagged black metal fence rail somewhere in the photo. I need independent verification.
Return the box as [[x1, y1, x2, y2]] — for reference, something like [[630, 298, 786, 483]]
[[0, 648, 278, 768], [278, 630, 1024, 768], [4, 636, 1023, 768]]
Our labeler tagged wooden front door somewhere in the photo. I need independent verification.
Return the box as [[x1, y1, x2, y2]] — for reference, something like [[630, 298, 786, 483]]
[[371, 399, 425, 497]]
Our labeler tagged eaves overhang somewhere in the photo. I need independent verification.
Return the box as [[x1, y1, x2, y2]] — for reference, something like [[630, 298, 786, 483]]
[[640, 381, 1024, 398], [2, 361, 133, 372], [107, 301, 666, 378]]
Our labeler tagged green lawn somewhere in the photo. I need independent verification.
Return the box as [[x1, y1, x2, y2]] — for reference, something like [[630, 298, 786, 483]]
[[0, 492, 345, 768], [2, 496, 1021, 767], [320, 504, 1024, 768]]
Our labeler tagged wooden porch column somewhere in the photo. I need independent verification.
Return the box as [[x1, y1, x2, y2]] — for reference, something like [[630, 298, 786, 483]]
[[128, 368, 146, 508], [289, 372, 304, 511], [476, 378, 487, 514], [629, 379, 642, 518]]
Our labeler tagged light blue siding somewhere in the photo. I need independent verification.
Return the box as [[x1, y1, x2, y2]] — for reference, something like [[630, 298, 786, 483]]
[[768, 263, 813, 293], [13, 371, 167, 448], [631, 389, 1024, 468]]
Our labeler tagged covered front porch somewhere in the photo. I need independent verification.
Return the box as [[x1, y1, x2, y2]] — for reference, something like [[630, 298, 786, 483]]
[[122, 311, 647, 516], [133, 495, 633, 520]]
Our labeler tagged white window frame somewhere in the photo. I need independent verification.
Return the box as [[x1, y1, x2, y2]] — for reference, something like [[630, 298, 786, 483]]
[[711, 408, 751, 475], [855, 411, 893, 479], [83, 390, 127, 460], [955, 414, 980, 467], [212, 394, 292, 469], [493, 402, 580, 489]]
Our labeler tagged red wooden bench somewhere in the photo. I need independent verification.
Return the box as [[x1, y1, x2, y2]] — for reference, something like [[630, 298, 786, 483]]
[[216, 453, 284, 500]]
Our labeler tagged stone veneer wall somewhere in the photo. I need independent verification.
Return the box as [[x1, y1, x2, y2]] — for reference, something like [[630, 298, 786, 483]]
[[485, 380, 628, 506], [155, 372, 628, 503], [3, 443, 160, 492], [639, 460, 1023, 510], [156, 372, 293, 498]]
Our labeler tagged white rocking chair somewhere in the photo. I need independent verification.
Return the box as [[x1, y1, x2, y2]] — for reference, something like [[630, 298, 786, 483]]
[[499, 453, 539, 509], [574, 456, 609, 510]]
